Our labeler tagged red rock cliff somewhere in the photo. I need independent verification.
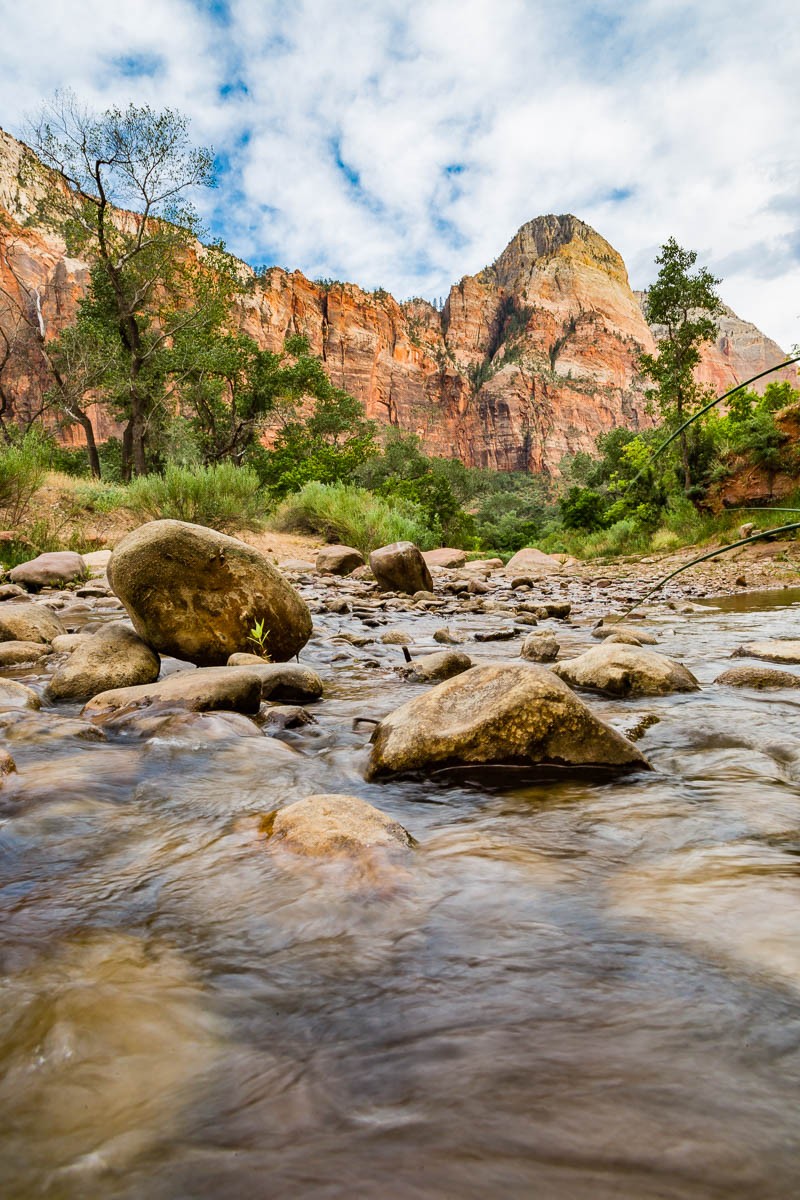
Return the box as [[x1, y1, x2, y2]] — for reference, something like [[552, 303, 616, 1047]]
[[0, 127, 795, 473]]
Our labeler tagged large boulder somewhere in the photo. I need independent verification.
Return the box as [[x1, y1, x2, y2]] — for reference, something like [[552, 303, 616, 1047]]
[[107, 520, 312, 666], [504, 547, 562, 576], [422, 548, 467, 569], [732, 640, 800, 665], [552, 644, 699, 697], [368, 541, 433, 594], [83, 666, 264, 716], [315, 545, 364, 575], [267, 794, 412, 856], [8, 551, 86, 590], [47, 624, 160, 702], [0, 602, 66, 644], [366, 663, 649, 780]]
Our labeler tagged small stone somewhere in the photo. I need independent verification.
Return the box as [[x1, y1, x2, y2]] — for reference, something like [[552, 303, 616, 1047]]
[[520, 632, 559, 662], [0, 602, 66, 644], [715, 666, 800, 689], [267, 793, 412, 856], [433, 627, 467, 645], [473, 627, 517, 641], [0, 679, 41, 710], [0, 640, 53, 666], [400, 650, 472, 682], [380, 630, 412, 645], [261, 705, 317, 729]]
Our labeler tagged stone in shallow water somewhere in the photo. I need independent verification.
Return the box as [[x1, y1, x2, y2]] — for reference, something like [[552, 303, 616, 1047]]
[[8, 551, 86, 589], [715, 666, 800, 689], [400, 649, 472, 682], [47, 624, 160, 702], [733, 640, 800, 665], [368, 541, 433, 594], [520, 631, 559, 662], [0, 601, 65, 644], [226, 656, 323, 702], [268, 793, 412, 855], [0, 639, 53, 666], [83, 667, 263, 716], [366, 663, 649, 780], [552, 644, 699, 698], [592, 624, 658, 644], [315, 544, 364, 575], [0, 679, 41, 710]]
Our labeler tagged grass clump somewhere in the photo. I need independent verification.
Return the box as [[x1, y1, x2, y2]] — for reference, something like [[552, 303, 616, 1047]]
[[126, 463, 266, 534], [270, 480, 435, 555]]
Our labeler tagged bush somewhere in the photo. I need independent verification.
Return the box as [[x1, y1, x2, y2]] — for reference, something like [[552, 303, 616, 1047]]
[[126, 463, 266, 534], [0, 433, 48, 528], [270, 481, 435, 554]]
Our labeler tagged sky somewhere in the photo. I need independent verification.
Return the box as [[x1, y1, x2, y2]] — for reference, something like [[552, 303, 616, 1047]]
[[1, 0, 799, 347]]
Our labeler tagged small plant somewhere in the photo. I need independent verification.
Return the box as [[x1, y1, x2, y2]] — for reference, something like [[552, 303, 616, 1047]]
[[247, 619, 271, 659]]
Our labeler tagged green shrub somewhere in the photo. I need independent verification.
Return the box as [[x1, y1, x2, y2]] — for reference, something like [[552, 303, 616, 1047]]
[[126, 463, 266, 533], [0, 433, 48, 529], [270, 481, 435, 554]]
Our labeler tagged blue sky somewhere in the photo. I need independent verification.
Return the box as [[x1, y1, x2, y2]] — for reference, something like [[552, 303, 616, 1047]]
[[2, 0, 799, 347]]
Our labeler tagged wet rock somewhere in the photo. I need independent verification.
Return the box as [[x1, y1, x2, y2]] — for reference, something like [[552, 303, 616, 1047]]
[[552, 644, 699, 697], [369, 541, 433, 594], [146, 710, 264, 742], [325, 597, 350, 614], [267, 793, 411, 855], [592, 624, 658, 644], [8, 551, 86, 589], [50, 632, 92, 653], [226, 655, 324, 702], [108, 519, 312, 665], [0, 601, 66, 644], [504, 547, 563, 576], [474, 627, 517, 642], [422, 547, 467, 569], [366, 663, 649, 780], [83, 666, 264, 716], [732, 640, 800, 665], [715, 666, 800, 689], [400, 649, 472, 682], [0, 679, 41, 710], [433, 627, 467, 645], [0, 748, 16, 776], [261, 704, 317, 730], [315, 544, 364, 575], [380, 629, 412, 645], [468, 579, 490, 595], [0, 583, 26, 600], [603, 631, 643, 646], [520, 631, 560, 662], [540, 601, 571, 619], [0, 640, 53, 666], [47, 625, 161, 702], [412, 589, 437, 602]]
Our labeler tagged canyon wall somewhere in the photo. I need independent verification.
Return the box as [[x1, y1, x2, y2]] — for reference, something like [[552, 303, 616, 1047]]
[[0, 126, 795, 473]]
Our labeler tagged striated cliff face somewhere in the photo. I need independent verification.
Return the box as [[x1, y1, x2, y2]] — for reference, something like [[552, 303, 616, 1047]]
[[0, 126, 795, 472]]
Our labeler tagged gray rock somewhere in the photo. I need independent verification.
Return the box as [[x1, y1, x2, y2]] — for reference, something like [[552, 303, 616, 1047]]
[[400, 649, 472, 682], [0, 601, 66, 644], [366, 663, 649, 780], [369, 541, 433, 594], [8, 551, 86, 589], [47, 624, 161, 702], [474, 627, 517, 642], [715, 666, 800, 689], [315, 544, 365, 575], [552, 644, 699, 697], [108, 520, 312, 665], [268, 793, 411, 855], [83, 666, 264, 716]]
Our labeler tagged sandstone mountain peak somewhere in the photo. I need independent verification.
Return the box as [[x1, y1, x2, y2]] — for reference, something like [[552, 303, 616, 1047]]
[[0, 125, 794, 475]]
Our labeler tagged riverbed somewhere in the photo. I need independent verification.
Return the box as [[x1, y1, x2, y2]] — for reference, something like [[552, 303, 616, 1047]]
[[2, 566, 800, 1199]]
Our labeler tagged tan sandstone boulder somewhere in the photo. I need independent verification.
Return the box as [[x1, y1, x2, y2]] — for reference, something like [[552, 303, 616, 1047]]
[[83, 666, 263, 716], [504, 547, 563, 576], [267, 794, 412, 856], [0, 602, 66, 644], [366, 663, 649, 780], [422, 548, 467, 569], [108, 520, 312, 666], [8, 551, 86, 589], [47, 624, 160, 701], [315, 544, 365, 575], [552, 644, 699, 697], [368, 541, 433, 594]]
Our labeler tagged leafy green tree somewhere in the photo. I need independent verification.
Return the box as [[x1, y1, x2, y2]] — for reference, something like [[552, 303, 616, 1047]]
[[640, 238, 722, 492], [29, 92, 236, 478]]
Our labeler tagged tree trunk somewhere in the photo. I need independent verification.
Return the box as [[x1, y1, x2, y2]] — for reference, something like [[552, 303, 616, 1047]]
[[680, 429, 691, 492], [121, 421, 133, 483], [78, 412, 101, 478], [132, 408, 147, 476]]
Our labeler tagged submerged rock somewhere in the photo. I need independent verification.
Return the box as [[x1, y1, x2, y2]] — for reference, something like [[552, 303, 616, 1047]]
[[733, 640, 800, 665], [8, 551, 86, 589], [83, 666, 263, 716], [715, 666, 800, 689], [0, 601, 65, 644], [268, 793, 411, 855], [47, 624, 160, 701], [366, 663, 649, 780], [552, 644, 699, 697], [108, 519, 312, 665], [369, 541, 433, 594], [0, 679, 41, 710], [400, 649, 472, 682]]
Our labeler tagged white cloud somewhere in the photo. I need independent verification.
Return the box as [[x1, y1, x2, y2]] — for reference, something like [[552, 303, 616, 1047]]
[[1, 0, 798, 347]]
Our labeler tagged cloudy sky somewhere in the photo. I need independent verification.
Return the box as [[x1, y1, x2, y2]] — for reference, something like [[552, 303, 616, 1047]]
[[2, 0, 798, 346]]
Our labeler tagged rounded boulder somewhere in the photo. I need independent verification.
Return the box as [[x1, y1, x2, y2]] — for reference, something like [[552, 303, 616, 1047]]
[[47, 624, 160, 702], [368, 541, 433, 595], [108, 520, 312, 666]]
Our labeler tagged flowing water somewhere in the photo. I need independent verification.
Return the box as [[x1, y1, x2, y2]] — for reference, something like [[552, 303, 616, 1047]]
[[2, 582, 800, 1198]]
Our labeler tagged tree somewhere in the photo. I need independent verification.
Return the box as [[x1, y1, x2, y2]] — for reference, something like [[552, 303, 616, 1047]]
[[640, 238, 722, 492], [28, 92, 236, 478]]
